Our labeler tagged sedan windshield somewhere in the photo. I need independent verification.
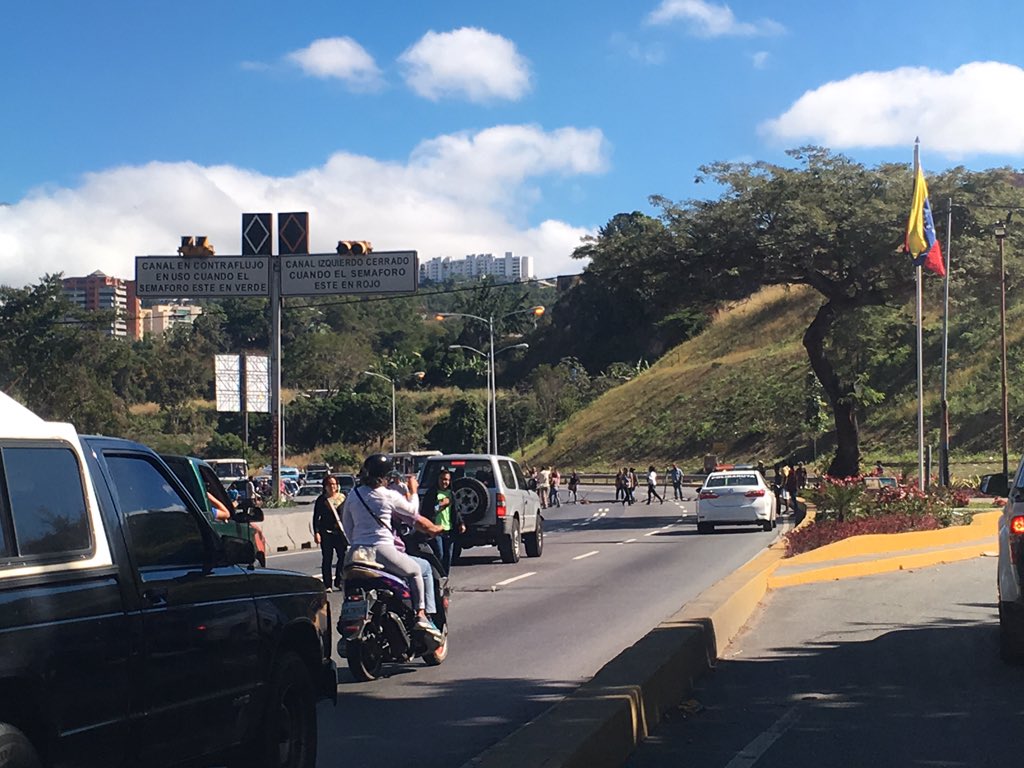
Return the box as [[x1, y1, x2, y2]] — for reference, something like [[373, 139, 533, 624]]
[[706, 474, 758, 488]]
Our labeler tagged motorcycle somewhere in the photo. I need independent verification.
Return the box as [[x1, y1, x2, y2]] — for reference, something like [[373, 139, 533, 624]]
[[338, 526, 450, 681]]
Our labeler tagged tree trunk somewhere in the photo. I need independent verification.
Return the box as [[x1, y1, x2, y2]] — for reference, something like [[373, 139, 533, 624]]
[[802, 301, 860, 477]]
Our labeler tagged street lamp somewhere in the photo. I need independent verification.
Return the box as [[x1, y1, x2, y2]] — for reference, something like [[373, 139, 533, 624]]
[[995, 221, 1010, 478], [435, 306, 544, 454], [362, 370, 425, 454], [449, 342, 529, 454]]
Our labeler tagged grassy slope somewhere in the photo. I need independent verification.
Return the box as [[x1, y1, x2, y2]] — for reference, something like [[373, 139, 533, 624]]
[[521, 283, 1010, 476]]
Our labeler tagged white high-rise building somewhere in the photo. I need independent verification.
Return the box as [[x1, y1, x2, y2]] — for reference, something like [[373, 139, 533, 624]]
[[419, 251, 534, 284]]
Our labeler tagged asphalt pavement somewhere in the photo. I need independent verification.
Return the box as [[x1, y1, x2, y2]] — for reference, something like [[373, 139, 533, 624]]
[[625, 555, 1020, 768]]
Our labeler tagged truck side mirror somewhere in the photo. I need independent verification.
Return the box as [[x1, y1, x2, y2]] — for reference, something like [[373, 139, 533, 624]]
[[233, 504, 265, 524]]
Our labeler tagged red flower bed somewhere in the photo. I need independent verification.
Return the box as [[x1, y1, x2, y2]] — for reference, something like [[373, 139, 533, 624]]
[[784, 513, 942, 558]]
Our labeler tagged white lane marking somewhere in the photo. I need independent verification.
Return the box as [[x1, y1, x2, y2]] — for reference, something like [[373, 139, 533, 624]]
[[643, 530, 660, 536], [624, 538, 637, 543], [573, 550, 600, 561], [723, 706, 801, 767], [267, 549, 316, 559], [493, 571, 537, 587]]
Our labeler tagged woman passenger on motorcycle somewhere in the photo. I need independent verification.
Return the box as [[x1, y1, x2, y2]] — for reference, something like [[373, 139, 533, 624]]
[[342, 454, 444, 636]]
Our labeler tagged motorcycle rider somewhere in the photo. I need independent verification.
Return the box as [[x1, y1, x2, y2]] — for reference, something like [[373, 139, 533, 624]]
[[342, 454, 444, 638]]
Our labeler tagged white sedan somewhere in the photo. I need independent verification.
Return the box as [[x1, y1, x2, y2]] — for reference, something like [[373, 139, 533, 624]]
[[696, 470, 777, 534]]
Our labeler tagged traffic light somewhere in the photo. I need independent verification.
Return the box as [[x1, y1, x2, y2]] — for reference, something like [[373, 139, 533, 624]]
[[178, 235, 215, 257], [337, 240, 373, 255]]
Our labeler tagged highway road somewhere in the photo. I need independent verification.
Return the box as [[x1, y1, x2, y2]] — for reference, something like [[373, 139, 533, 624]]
[[268, 485, 789, 768]]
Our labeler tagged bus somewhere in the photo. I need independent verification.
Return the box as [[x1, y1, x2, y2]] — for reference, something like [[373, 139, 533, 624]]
[[391, 450, 442, 479], [206, 458, 249, 485]]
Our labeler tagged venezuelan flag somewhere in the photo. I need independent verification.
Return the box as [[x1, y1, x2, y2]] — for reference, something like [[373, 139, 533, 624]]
[[904, 165, 945, 276]]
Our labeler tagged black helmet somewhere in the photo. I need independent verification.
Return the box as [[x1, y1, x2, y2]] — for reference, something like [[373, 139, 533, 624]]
[[361, 454, 394, 481]]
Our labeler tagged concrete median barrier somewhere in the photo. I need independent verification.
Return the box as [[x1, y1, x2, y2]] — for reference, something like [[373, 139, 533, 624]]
[[258, 507, 316, 552]]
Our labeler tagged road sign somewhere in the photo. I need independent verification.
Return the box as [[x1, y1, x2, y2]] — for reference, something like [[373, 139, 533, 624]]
[[280, 251, 418, 296], [135, 256, 271, 298]]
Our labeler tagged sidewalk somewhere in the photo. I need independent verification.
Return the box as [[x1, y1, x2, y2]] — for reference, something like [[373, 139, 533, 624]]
[[462, 504, 1002, 768]]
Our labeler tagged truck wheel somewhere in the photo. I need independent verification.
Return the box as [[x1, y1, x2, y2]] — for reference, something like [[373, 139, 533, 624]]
[[422, 623, 449, 666], [524, 515, 544, 558], [497, 518, 521, 564], [347, 636, 384, 681], [0, 723, 41, 768], [245, 652, 317, 768]]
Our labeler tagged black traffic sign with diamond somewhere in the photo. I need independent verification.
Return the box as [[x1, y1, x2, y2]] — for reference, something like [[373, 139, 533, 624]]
[[278, 212, 309, 255], [242, 213, 272, 255]]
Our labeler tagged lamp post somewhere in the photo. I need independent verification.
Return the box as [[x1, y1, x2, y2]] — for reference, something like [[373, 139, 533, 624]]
[[995, 221, 1010, 478], [449, 343, 529, 455], [362, 370, 425, 454], [436, 306, 544, 454]]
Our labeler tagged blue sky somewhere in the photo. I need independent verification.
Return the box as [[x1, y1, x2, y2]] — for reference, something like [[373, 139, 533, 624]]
[[2, 0, 1022, 287]]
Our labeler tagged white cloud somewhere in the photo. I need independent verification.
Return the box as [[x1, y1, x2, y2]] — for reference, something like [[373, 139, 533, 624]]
[[0, 125, 609, 289], [646, 0, 785, 37], [751, 51, 769, 69], [399, 28, 531, 103], [760, 61, 1024, 156], [286, 37, 383, 90]]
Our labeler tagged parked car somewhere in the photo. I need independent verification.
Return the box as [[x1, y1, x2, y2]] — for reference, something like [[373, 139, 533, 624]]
[[161, 454, 268, 567], [293, 485, 322, 506], [0, 391, 336, 767], [697, 469, 778, 533], [994, 461, 1024, 662], [330, 473, 358, 494], [418, 454, 543, 564]]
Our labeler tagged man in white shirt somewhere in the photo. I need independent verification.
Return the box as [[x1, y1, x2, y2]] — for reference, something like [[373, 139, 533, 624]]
[[646, 465, 664, 505]]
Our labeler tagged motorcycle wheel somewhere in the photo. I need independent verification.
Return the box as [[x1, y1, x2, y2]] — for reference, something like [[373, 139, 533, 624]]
[[422, 623, 449, 666], [347, 634, 385, 682]]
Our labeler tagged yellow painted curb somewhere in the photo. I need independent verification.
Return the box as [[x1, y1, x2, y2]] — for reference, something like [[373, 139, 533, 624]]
[[782, 510, 1000, 564]]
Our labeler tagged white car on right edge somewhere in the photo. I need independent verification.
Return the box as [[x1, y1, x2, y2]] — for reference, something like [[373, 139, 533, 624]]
[[696, 470, 777, 534]]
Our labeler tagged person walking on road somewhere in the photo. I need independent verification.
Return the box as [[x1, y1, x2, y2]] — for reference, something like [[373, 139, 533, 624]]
[[567, 469, 580, 503], [773, 464, 786, 514], [646, 466, 665, 505], [424, 469, 464, 575], [549, 468, 562, 508], [669, 463, 683, 500], [785, 465, 800, 516], [625, 467, 638, 505], [537, 466, 551, 510], [312, 475, 348, 591], [614, 468, 625, 502]]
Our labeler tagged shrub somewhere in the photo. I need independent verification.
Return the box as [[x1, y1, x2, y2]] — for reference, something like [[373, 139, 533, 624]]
[[784, 513, 942, 557], [807, 475, 868, 522]]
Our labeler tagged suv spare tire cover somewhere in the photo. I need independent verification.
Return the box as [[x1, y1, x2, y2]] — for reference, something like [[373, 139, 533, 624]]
[[451, 477, 489, 524]]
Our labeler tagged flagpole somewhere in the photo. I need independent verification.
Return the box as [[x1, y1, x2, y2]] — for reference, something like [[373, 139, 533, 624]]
[[940, 197, 952, 486], [914, 139, 926, 491]]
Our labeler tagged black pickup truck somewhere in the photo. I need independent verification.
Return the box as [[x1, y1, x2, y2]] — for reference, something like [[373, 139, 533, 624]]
[[0, 394, 335, 768]]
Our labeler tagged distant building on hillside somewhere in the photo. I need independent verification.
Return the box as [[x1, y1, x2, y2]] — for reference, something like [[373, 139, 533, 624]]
[[419, 251, 534, 285], [140, 302, 204, 337], [61, 271, 141, 339]]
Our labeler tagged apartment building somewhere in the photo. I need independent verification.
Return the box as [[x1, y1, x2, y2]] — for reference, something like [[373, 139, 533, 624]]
[[61, 271, 141, 339], [419, 251, 534, 284], [140, 303, 204, 337]]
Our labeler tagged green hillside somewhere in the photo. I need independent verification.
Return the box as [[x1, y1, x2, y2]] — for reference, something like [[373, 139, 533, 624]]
[[521, 283, 1010, 477]]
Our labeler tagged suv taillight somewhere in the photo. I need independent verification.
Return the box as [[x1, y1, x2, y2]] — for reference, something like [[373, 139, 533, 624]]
[[1011, 515, 1024, 535], [496, 492, 506, 518]]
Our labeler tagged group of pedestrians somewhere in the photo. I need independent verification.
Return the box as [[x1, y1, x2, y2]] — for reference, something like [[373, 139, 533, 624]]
[[768, 461, 807, 515], [524, 466, 581, 508]]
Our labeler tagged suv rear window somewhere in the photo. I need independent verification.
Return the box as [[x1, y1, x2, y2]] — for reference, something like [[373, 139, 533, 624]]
[[0, 444, 92, 561], [421, 460, 496, 489]]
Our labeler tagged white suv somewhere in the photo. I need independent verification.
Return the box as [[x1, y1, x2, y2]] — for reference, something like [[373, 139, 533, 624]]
[[418, 454, 543, 564]]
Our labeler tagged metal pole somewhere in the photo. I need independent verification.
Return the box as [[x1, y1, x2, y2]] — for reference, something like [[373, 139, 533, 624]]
[[391, 378, 397, 454], [1000, 233, 1010, 478], [241, 351, 249, 448], [270, 256, 282, 503], [940, 198, 952, 486], [490, 318, 498, 455], [913, 141, 925, 491]]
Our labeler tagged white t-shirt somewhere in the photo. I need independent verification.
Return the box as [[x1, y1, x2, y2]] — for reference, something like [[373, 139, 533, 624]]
[[342, 485, 423, 548], [647, 470, 657, 486]]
